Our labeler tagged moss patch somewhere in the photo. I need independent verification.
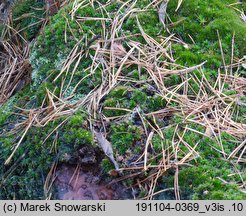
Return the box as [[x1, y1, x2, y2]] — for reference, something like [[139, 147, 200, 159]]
[[0, 109, 94, 199], [12, 0, 45, 40], [167, 0, 246, 67]]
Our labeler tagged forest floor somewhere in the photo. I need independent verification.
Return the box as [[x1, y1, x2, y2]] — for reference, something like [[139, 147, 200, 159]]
[[0, 0, 245, 200]]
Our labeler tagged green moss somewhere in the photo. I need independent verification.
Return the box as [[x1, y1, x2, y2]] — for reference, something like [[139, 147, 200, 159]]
[[12, 0, 45, 40], [152, 134, 164, 152], [157, 128, 246, 200], [0, 107, 11, 126], [100, 158, 115, 174], [29, 0, 166, 99], [103, 86, 166, 117], [168, 0, 246, 68], [29, 3, 107, 102], [122, 11, 162, 45], [0, 108, 94, 199], [233, 96, 246, 124], [110, 123, 142, 155], [172, 164, 246, 200]]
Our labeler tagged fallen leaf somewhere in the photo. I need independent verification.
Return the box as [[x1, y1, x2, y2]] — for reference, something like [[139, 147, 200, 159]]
[[94, 131, 119, 170], [205, 126, 213, 137], [158, 0, 168, 28], [112, 42, 126, 57]]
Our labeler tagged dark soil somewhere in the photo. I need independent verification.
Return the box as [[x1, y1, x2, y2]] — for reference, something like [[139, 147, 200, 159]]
[[55, 165, 132, 200]]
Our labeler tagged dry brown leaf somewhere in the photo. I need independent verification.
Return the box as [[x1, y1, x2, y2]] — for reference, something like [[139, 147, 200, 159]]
[[112, 42, 127, 57], [205, 126, 213, 137], [158, 0, 168, 28], [94, 131, 119, 170]]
